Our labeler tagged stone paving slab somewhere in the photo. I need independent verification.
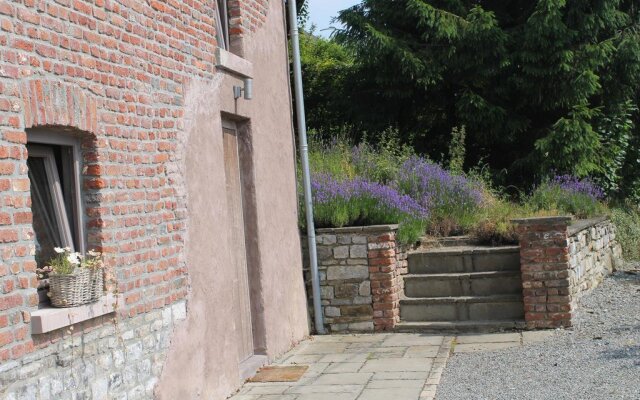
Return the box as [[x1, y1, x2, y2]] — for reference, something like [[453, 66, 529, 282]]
[[228, 331, 555, 400], [360, 358, 433, 372], [229, 334, 449, 400]]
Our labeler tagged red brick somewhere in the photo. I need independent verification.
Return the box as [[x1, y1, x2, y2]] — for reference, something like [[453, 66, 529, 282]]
[[0, 330, 13, 346]]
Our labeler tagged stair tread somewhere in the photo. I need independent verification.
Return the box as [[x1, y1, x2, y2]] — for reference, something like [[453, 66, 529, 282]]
[[403, 271, 521, 279], [395, 320, 526, 332], [400, 294, 523, 304], [410, 245, 520, 256]]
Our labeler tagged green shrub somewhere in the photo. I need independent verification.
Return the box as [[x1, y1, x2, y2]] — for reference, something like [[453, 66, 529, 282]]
[[525, 176, 607, 219], [471, 197, 523, 246], [448, 126, 466, 175], [610, 205, 640, 261], [351, 129, 415, 183]]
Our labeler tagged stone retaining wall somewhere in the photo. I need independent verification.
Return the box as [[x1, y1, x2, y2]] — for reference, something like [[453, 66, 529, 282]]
[[303, 225, 408, 333], [514, 216, 622, 329], [0, 301, 186, 400], [568, 217, 623, 299]]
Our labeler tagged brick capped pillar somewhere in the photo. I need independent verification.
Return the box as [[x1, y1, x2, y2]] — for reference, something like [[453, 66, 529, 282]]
[[368, 230, 403, 332], [513, 216, 573, 329]]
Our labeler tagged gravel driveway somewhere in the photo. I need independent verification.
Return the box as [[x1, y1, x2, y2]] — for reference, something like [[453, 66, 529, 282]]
[[436, 263, 640, 400]]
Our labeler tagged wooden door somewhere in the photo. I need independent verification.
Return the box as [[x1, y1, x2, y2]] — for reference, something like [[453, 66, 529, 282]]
[[222, 120, 254, 363]]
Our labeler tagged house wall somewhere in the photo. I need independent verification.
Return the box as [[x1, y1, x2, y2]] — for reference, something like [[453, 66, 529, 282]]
[[0, 0, 308, 399]]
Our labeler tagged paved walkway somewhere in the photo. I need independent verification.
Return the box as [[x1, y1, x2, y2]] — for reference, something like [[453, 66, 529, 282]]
[[229, 332, 553, 400]]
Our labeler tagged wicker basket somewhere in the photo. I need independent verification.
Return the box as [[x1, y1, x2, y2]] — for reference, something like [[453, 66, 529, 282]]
[[90, 268, 104, 299], [49, 268, 103, 308]]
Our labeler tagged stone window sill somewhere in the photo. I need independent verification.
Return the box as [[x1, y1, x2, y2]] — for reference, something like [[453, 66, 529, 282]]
[[31, 293, 119, 334], [216, 48, 253, 78]]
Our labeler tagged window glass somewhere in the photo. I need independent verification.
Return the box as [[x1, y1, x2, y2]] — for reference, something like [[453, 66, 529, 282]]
[[216, 0, 229, 49], [28, 157, 63, 268], [27, 144, 77, 269]]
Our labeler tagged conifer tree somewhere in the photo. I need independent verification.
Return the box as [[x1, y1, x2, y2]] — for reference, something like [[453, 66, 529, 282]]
[[327, 0, 640, 193]]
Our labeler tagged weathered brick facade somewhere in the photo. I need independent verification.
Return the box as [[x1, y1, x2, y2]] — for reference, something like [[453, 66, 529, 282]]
[[0, 0, 239, 365], [0, 1, 310, 399]]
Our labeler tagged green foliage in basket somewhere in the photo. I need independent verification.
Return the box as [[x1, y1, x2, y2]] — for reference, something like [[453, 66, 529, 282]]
[[36, 247, 104, 278]]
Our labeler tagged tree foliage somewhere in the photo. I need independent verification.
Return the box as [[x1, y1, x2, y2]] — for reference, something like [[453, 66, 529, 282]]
[[301, 0, 640, 197]]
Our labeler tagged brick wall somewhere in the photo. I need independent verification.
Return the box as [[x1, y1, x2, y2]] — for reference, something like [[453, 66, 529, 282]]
[[514, 216, 622, 329], [0, 0, 270, 396], [228, 0, 268, 36], [304, 225, 409, 333]]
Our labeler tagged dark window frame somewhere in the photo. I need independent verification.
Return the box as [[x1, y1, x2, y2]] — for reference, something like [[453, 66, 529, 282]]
[[27, 130, 86, 258], [216, 0, 230, 50]]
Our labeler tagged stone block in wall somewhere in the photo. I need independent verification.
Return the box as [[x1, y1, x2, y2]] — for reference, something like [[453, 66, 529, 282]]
[[327, 266, 369, 281], [359, 281, 371, 296], [320, 286, 334, 300], [350, 245, 368, 259], [325, 307, 340, 317], [333, 246, 350, 259], [335, 283, 360, 298]]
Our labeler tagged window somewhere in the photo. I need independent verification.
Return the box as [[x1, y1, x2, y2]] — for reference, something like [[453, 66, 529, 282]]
[[215, 0, 229, 50], [27, 131, 85, 269]]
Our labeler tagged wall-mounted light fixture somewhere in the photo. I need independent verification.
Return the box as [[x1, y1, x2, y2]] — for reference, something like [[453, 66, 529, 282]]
[[233, 78, 253, 100]]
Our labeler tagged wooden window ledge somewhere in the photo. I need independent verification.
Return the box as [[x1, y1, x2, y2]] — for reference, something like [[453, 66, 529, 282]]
[[31, 294, 119, 334]]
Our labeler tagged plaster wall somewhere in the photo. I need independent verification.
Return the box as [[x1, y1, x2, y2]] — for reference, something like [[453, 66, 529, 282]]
[[157, 1, 309, 399]]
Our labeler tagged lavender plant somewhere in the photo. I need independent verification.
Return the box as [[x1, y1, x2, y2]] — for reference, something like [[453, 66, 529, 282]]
[[395, 156, 484, 235], [310, 173, 427, 244], [527, 175, 606, 218]]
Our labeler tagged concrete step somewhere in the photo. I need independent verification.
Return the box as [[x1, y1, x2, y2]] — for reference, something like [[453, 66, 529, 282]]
[[408, 246, 521, 274], [400, 294, 524, 322], [395, 320, 526, 333], [404, 271, 522, 297]]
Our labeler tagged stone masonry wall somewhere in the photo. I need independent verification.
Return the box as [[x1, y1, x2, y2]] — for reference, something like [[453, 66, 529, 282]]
[[568, 217, 623, 300], [304, 225, 408, 333], [0, 300, 186, 400], [514, 216, 622, 329]]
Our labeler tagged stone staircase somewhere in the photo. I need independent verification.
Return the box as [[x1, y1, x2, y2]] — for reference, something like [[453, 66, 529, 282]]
[[396, 237, 526, 333]]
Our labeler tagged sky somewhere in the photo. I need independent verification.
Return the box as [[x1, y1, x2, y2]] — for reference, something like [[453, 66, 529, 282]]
[[307, 0, 361, 37]]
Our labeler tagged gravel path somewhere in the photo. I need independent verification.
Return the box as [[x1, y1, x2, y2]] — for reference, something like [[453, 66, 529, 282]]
[[437, 263, 640, 400]]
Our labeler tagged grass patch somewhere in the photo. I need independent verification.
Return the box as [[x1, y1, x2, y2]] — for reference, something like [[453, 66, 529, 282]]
[[610, 205, 640, 261]]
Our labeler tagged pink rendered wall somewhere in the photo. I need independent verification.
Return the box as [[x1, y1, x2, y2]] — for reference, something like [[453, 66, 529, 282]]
[[157, 1, 310, 398]]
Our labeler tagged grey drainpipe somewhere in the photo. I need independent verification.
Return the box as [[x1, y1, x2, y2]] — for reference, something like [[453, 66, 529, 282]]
[[286, 0, 326, 334]]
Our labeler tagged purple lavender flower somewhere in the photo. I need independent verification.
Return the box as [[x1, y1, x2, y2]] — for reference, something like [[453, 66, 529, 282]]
[[395, 156, 483, 212], [311, 173, 428, 220], [551, 175, 605, 200]]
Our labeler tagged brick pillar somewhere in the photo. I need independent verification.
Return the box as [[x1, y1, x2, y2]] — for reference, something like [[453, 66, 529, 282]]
[[368, 230, 401, 332], [513, 216, 573, 329]]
